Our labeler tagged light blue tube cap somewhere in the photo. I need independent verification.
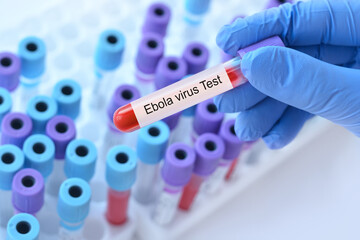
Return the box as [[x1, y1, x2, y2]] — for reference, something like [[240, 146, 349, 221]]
[[0, 144, 24, 190], [95, 29, 125, 71], [23, 134, 55, 179], [57, 178, 91, 230], [0, 87, 12, 125], [26, 95, 57, 134], [137, 121, 169, 165], [52, 79, 81, 120], [65, 139, 97, 182], [185, 0, 211, 15], [106, 145, 136, 191], [18, 36, 46, 79], [7, 213, 40, 240]]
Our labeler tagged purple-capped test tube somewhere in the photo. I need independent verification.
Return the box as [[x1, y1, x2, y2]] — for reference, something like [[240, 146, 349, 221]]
[[1, 112, 33, 148], [45, 115, 76, 197], [0, 52, 21, 92], [142, 2, 171, 37], [12, 168, 44, 215], [152, 143, 195, 225], [182, 42, 209, 75]]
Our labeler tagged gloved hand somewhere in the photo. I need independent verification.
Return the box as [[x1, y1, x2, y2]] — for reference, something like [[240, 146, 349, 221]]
[[215, 0, 360, 149]]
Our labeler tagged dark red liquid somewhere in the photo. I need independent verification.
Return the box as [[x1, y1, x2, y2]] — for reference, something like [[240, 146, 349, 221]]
[[105, 188, 130, 225], [179, 174, 204, 211]]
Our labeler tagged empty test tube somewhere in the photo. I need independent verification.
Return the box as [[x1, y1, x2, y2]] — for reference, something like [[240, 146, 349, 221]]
[[1, 112, 33, 148], [182, 42, 209, 75], [0, 52, 20, 92], [7, 213, 40, 240], [52, 79, 81, 120], [142, 2, 171, 37]]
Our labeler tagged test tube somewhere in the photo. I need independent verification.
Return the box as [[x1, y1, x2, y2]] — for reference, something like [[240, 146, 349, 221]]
[[1, 112, 33, 148], [105, 145, 137, 225], [179, 133, 224, 210], [26, 95, 57, 134], [142, 2, 171, 37], [12, 168, 44, 215], [201, 119, 243, 194], [46, 115, 76, 197], [0, 52, 20, 92], [0, 145, 24, 227], [133, 121, 170, 204], [57, 178, 91, 239], [52, 79, 81, 120], [152, 143, 195, 225], [6, 213, 40, 240], [0, 87, 12, 127], [23, 134, 55, 180], [191, 98, 224, 142], [64, 139, 97, 182], [184, 0, 211, 24]]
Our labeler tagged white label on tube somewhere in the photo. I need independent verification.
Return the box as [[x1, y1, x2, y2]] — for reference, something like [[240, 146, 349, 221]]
[[131, 64, 233, 127]]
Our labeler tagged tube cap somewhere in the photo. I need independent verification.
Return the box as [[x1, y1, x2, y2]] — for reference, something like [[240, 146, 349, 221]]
[[137, 121, 170, 164], [18, 36, 46, 79], [107, 84, 141, 123], [1, 112, 33, 148], [26, 95, 57, 134], [52, 79, 81, 120], [57, 178, 91, 230], [266, 0, 293, 9], [46, 115, 76, 159], [219, 119, 243, 160], [106, 145, 137, 191], [23, 134, 55, 179], [0, 52, 20, 92], [182, 42, 209, 74], [161, 143, 195, 187], [142, 2, 171, 37], [65, 139, 97, 182], [0, 87, 12, 125], [154, 56, 187, 90], [185, 0, 211, 15], [162, 111, 182, 130], [12, 168, 44, 214], [193, 99, 224, 136], [135, 33, 164, 75], [0, 145, 24, 190], [194, 133, 225, 176], [237, 36, 285, 58], [7, 213, 40, 240], [95, 29, 125, 71]]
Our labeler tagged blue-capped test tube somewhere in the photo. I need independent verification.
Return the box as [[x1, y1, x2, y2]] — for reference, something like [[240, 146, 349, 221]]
[[57, 178, 91, 239], [52, 79, 82, 120], [23, 134, 55, 180], [184, 0, 211, 24], [133, 121, 170, 204], [0, 87, 12, 128], [64, 139, 97, 182], [26, 95, 57, 134], [7, 213, 40, 240]]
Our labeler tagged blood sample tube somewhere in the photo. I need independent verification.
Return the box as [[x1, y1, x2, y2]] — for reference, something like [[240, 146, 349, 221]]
[[0, 87, 12, 127], [23, 134, 55, 180], [152, 143, 195, 225], [12, 168, 44, 215], [184, 0, 211, 24], [201, 119, 243, 194], [266, 0, 293, 9], [0, 52, 20, 92], [64, 139, 97, 182], [26, 95, 57, 134], [1, 112, 33, 148], [57, 178, 91, 239], [135, 33, 164, 86], [45, 115, 76, 197], [52, 79, 81, 120], [105, 145, 137, 225], [7, 213, 40, 240], [113, 36, 285, 133], [133, 121, 170, 204], [142, 2, 171, 37], [179, 133, 224, 210]]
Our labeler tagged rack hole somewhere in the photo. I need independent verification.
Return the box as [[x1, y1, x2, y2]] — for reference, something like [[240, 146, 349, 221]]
[[107, 35, 117, 44], [11, 118, 23, 130], [205, 141, 216, 151], [0, 57, 12, 67], [61, 86, 73, 95], [1, 153, 14, 164], [116, 153, 128, 164], [175, 149, 187, 160], [16, 221, 31, 234], [33, 143, 45, 154], [154, 8, 164, 16], [206, 103, 217, 113], [121, 90, 133, 100], [55, 123, 68, 133], [147, 40, 158, 49], [192, 48, 202, 56], [168, 61, 178, 71], [35, 101, 48, 112], [22, 176, 35, 188], [69, 186, 82, 198], [26, 43, 38, 52], [148, 127, 160, 137], [76, 146, 88, 157]]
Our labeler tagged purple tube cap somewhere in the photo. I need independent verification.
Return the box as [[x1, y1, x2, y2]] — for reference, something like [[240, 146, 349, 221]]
[[193, 99, 224, 135], [1, 112, 33, 148], [237, 36, 285, 58], [162, 111, 182, 130], [0, 52, 20, 92], [155, 56, 188, 90], [46, 115, 76, 159], [136, 33, 164, 75], [142, 2, 171, 37], [107, 84, 141, 122], [182, 42, 209, 75], [12, 168, 44, 214], [194, 133, 225, 176], [161, 143, 195, 187], [219, 119, 243, 161]]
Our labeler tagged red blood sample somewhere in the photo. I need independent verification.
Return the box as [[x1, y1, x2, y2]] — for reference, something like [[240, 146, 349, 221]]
[[105, 188, 130, 225], [179, 174, 204, 211], [225, 157, 239, 181]]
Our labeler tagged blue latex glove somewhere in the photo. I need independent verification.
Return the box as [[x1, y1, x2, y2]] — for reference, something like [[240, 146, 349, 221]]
[[215, 0, 360, 149]]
